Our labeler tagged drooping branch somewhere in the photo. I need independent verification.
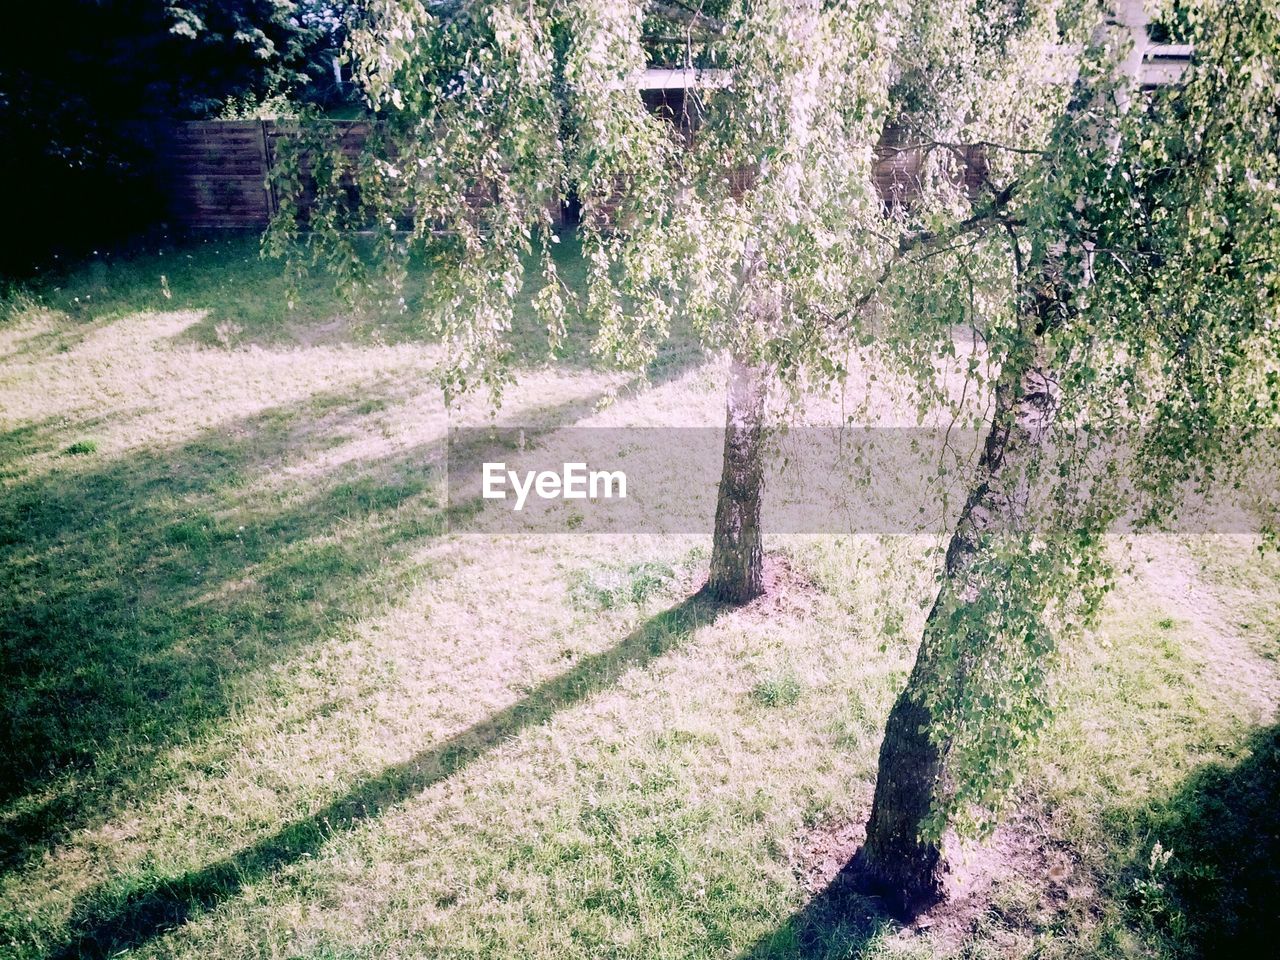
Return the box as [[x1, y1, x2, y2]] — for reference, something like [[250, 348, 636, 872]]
[[822, 179, 1020, 331], [878, 139, 1047, 160]]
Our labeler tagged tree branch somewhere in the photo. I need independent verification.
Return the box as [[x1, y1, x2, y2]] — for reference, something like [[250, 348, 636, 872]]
[[822, 181, 1020, 330]]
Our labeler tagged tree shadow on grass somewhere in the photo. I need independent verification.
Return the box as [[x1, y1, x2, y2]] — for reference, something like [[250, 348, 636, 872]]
[[46, 591, 724, 960], [0, 391, 436, 861], [1120, 722, 1280, 957], [733, 860, 893, 960], [0, 382, 614, 871]]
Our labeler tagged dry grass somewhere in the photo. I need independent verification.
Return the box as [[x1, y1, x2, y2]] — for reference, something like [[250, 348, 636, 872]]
[[0, 237, 1276, 960]]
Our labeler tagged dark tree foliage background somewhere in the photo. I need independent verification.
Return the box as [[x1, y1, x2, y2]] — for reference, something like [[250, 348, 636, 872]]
[[0, 1, 354, 276]]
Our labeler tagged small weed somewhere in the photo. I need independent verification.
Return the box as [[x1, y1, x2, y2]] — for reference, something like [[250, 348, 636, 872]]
[[166, 516, 220, 548], [2, 286, 41, 321], [62, 440, 98, 456], [1128, 842, 1179, 929], [214, 319, 245, 348], [751, 668, 806, 708]]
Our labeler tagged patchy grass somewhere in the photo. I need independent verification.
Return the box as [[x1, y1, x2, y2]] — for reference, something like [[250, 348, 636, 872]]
[[0, 244, 1275, 960], [567, 559, 682, 612], [751, 667, 807, 708], [5, 232, 697, 375]]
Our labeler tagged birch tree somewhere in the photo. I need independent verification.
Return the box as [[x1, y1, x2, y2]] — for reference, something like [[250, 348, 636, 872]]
[[267, 0, 981, 603], [855, 0, 1280, 911], [265, 0, 1279, 906]]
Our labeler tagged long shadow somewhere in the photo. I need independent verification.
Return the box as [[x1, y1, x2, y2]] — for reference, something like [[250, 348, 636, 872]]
[[0, 391, 435, 861], [733, 859, 892, 960], [46, 591, 723, 959], [0, 382, 616, 870], [1120, 722, 1280, 957]]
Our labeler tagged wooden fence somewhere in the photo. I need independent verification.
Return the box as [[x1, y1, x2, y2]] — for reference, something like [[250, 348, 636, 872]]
[[153, 119, 979, 231], [157, 120, 369, 228]]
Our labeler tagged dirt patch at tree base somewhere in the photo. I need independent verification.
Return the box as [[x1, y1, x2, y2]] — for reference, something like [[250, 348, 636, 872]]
[[917, 812, 1095, 951], [736, 552, 822, 619], [791, 807, 1100, 953]]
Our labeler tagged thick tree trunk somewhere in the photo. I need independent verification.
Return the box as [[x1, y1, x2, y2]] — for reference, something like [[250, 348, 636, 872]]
[[857, 355, 1058, 914], [856, 675, 946, 913], [707, 354, 769, 604]]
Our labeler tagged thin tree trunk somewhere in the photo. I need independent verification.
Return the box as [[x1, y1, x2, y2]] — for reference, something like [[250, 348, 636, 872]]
[[857, 352, 1058, 914], [707, 354, 769, 604]]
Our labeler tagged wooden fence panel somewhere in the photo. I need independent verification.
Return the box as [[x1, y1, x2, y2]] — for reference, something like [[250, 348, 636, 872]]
[[152, 118, 985, 230], [157, 121, 276, 228], [154, 120, 377, 229]]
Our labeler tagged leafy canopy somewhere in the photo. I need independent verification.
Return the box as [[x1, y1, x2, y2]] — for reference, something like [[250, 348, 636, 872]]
[[269, 0, 1078, 401]]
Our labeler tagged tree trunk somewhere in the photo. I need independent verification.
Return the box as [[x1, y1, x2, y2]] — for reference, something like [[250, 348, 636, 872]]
[[707, 354, 769, 604], [856, 0, 1149, 915], [857, 354, 1058, 914]]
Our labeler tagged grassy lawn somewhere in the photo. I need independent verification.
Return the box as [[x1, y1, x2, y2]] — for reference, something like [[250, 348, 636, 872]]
[[1, 237, 1276, 959]]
